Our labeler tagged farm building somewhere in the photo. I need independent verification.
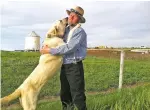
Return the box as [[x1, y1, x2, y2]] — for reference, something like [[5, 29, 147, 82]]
[[131, 49, 150, 54], [24, 31, 40, 52]]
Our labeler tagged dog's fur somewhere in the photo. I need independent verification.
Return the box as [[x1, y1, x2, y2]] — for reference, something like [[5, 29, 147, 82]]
[[1, 17, 80, 110], [46, 18, 68, 38]]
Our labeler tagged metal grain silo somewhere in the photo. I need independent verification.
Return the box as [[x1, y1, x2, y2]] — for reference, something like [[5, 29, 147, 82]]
[[24, 31, 40, 51]]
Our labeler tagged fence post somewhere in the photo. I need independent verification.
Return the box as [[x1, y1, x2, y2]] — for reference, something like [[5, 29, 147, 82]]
[[119, 50, 125, 89]]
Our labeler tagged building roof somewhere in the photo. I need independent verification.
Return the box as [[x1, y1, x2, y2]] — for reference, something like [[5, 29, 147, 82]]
[[27, 31, 40, 37]]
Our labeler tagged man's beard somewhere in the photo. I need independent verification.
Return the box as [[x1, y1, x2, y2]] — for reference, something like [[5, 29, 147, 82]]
[[68, 21, 78, 27], [68, 23, 76, 27], [70, 24, 76, 27]]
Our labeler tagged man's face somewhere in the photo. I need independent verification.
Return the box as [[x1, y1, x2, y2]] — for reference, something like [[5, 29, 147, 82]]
[[68, 12, 80, 26]]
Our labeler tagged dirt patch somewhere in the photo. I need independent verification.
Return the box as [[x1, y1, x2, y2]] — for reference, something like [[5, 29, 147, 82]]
[[87, 49, 150, 60]]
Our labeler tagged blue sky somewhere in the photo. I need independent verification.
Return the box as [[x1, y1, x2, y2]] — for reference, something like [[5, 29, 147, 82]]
[[1, 0, 150, 50]]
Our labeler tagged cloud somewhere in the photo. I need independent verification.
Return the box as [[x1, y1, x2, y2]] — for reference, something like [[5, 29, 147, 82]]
[[1, 1, 150, 50], [83, 1, 150, 47]]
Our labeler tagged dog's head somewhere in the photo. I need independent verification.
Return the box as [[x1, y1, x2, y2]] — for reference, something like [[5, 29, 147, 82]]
[[46, 17, 68, 38]]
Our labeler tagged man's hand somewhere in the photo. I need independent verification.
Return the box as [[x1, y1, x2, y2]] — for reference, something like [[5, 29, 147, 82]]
[[40, 45, 50, 54]]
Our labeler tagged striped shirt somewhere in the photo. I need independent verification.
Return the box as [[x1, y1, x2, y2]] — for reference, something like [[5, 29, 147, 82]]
[[50, 26, 87, 64]]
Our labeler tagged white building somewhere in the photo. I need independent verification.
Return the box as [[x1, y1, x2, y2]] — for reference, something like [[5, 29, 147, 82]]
[[140, 46, 146, 49], [24, 31, 40, 51]]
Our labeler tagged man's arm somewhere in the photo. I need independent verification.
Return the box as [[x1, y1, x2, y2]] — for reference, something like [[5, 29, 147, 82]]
[[50, 29, 86, 55]]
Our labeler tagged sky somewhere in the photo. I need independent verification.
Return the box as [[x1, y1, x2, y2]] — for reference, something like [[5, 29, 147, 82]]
[[1, 0, 150, 50]]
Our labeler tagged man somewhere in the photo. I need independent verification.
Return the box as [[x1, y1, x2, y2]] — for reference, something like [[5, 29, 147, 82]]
[[40, 6, 87, 110]]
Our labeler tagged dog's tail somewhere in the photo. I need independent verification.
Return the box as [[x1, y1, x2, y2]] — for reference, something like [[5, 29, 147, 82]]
[[0, 89, 21, 104]]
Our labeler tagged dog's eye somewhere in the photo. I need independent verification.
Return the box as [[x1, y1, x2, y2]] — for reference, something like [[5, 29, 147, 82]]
[[59, 20, 62, 22]]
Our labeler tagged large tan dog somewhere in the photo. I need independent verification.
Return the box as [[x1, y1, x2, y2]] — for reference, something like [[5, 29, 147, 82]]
[[1, 17, 80, 110]]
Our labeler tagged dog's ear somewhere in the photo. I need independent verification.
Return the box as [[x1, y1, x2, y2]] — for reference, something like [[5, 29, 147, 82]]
[[46, 26, 57, 38], [62, 17, 68, 26]]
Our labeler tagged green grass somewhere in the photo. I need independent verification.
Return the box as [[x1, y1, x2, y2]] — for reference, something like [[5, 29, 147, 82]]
[[3, 83, 150, 110], [1, 51, 150, 97], [1, 51, 150, 109], [36, 84, 150, 110], [86, 84, 150, 110], [84, 56, 150, 91]]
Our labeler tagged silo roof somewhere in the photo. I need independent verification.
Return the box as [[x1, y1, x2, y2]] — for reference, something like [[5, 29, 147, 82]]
[[28, 31, 40, 37]]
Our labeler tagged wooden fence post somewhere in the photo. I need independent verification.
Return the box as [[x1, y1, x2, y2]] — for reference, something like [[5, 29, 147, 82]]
[[119, 50, 125, 89]]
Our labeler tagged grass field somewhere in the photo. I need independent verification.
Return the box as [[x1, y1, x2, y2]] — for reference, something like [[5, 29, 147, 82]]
[[27, 84, 150, 110], [1, 51, 150, 110]]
